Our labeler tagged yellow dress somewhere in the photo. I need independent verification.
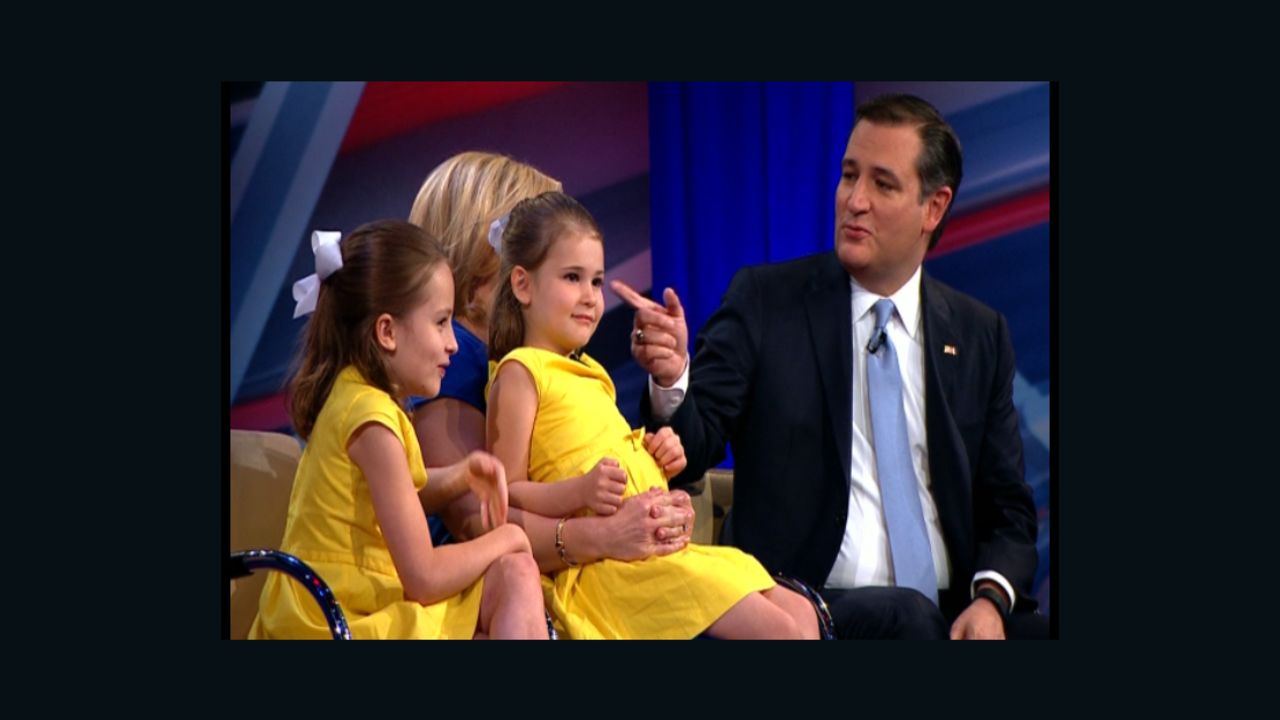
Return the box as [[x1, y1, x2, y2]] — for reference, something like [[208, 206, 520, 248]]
[[249, 366, 483, 639], [494, 347, 774, 639]]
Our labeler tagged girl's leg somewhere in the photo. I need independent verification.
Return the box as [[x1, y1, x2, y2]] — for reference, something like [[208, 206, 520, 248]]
[[703, 590, 800, 639], [703, 586, 820, 639], [762, 585, 820, 640], [475, 552, 548, 639]]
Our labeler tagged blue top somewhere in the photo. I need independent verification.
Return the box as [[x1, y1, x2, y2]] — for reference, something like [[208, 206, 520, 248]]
[[408, 319, 488, 412], [406, 318, 489, 548]]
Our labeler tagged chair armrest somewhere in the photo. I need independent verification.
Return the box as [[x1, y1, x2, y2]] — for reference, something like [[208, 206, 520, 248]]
[[773, 574, 836, 640], [229, 549, 351, 640]]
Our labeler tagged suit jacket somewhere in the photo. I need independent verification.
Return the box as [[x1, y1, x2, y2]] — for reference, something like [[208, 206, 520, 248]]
[[644, 251, 1038, 616]]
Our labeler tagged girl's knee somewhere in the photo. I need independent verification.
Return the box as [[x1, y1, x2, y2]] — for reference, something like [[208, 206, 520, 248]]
[[794, 609, 820, 640], [491, 551, 540, 589], [775, 588, 819, 640]]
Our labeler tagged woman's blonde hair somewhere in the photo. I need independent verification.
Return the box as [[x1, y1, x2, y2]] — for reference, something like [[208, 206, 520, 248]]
[[408, 152, 561, 329]]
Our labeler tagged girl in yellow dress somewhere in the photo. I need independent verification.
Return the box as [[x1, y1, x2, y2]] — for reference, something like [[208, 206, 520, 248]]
[[250, 220, 546, 639], [486, 193, 819, 639], [407, 152, 694, 567]]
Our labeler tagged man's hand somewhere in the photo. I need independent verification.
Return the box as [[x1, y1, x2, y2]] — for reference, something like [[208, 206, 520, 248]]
[[610, 280, 689, 387], [950, 588, 1007, 640]]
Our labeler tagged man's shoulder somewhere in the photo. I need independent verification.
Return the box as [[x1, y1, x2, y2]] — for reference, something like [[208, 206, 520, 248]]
[[734, 252, 840, 295], [748, 251, 836, 280], [923, 273, 1004, 330]]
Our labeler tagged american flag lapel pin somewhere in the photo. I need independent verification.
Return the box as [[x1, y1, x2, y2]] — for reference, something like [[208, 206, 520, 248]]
[[943, 344, 958, 356]]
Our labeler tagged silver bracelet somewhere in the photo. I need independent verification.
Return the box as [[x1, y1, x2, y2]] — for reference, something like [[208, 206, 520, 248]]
[[555, 517, 579, 567]]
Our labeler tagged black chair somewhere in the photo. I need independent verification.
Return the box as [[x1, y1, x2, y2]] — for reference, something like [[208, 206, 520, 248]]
[[228, 549, 351, 640]]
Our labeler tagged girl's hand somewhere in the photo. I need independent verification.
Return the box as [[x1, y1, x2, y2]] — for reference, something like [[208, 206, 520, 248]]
[[577, 457, 627, 516], [644, 427, 687, 480], [463, 451, 509, 531]]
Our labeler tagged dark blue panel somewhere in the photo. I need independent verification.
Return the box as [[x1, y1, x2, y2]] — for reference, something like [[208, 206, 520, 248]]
[[924, 222, 1050, 385], [579, 175, 651, 268], [945, 84, 1050, 212]]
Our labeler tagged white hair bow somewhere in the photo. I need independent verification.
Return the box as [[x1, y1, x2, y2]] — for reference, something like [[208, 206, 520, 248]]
[[487, 214, 509, 255], [292, 230, 344, 319]]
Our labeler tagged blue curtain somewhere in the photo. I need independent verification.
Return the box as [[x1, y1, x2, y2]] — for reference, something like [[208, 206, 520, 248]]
[[648, 82, 855, 342]]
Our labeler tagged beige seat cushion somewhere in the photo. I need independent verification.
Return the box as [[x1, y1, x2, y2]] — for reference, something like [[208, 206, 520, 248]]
[[229, 430, 301, 639], [704, 468, 734, 545], [680, 477, 714, 547]]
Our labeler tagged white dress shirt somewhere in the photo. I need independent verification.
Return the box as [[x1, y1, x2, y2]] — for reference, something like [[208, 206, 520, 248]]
[[649, 265, 1015, 609], [827, 267, 952, 592]]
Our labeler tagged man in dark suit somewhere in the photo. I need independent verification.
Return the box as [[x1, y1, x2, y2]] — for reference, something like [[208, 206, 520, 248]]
[[613, 94, 1046, 639]]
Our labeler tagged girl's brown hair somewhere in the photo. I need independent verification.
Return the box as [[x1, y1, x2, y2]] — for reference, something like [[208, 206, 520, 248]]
[[287, 220, 449, 439]]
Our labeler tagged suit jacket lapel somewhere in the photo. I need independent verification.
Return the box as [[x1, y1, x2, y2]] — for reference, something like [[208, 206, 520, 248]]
[[805, 254, 853, 490], [921, 274, 972, 576]]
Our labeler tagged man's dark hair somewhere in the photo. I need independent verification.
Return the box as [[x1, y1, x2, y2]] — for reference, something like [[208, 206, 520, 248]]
[[855, 94, 963, 250]]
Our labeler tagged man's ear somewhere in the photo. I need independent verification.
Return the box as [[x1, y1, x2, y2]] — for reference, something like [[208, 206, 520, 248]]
[[374, 312, 396, 352], [922, 186, 954, 235], [511, 266, 532, 306]]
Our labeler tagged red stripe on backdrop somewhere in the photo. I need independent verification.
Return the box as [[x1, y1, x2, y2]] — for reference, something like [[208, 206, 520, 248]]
[[230, 392, 290, 432], [339, 82, 570, 154], [231, 189, 1051, 426], [930, 189, 1050, 258]]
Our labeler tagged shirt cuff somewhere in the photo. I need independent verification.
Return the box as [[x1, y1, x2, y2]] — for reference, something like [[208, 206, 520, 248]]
[[648, 356, 690, 422], [971, 571, 1017, 613]]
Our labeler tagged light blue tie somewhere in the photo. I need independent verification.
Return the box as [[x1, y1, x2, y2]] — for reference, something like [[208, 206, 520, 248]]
[[867, 299, 937, 604]]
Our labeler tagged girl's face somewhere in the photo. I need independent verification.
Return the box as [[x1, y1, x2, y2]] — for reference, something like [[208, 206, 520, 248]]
[[519, 231, 604, 356], [382, 263, 458, 398]]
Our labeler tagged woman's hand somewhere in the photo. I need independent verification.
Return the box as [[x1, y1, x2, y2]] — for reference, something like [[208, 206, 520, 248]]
[[599, 488, 693, 561], [462, 451, 509, 531], [644, 427, 687, 480], [656, 489, 695, 543], [575, 457, 628, 516]]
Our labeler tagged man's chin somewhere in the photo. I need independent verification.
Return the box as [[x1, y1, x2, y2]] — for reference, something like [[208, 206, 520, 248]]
[[835, 245, 870, 276]]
